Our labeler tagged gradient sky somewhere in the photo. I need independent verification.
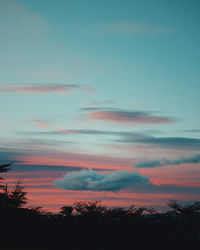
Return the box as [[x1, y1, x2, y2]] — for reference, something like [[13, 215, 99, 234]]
[[0, 0, 200, 212]]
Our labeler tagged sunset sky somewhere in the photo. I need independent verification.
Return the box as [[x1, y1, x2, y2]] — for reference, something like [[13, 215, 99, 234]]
[[0, 0, 200, 212]]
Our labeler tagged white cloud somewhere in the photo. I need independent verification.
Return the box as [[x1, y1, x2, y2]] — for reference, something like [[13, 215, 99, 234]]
[[54, 169, 149, 192]]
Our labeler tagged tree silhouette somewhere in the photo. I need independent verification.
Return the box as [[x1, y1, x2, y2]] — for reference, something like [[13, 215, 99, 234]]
[[0, 180, 27, 209], [0, 162, 13, 188], [0, 162, 27, 209]]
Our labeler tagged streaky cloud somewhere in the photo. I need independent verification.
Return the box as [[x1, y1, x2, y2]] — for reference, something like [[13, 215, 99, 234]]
[[10, 164, 108, 173], [81, 107, 174, 125], [120, 135, 200, 151], [26, 129, 146, 138], [83, 100, 114, 108], [80, 107, 111, 111], [55, 169, 149, 192], [134, 154, 200, 168], [0, 83, 95, 94], [128, 182, 200, 195]]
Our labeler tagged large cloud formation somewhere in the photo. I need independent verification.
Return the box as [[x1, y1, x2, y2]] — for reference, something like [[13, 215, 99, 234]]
[[134, 154, 200, 168], [54, 169, 149, 192], [0, 84, 95, 94]]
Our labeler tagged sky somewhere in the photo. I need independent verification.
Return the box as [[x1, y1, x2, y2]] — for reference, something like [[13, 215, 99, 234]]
[[0, 0, 200, 212]]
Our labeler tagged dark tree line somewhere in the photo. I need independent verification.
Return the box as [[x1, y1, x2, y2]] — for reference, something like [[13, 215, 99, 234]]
[[0, 163, 200, 250]]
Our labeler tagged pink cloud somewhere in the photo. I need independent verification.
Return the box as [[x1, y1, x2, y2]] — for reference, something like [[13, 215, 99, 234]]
[[89, 110, 174, 125]]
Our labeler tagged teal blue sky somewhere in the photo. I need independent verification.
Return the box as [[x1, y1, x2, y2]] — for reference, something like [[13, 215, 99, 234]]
[[0, 0, 200, 210], [1, 0, 200, 152]]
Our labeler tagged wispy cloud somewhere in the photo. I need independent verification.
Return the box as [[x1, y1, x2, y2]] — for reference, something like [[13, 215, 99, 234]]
[[83, 100, 114, 108], [34, 120, 49, 129], [21, 128, 148, 139], [13, 127, 200, 152], [127, 182, 200, 195], [81, 108, 174, 125], [134, 154, 200, 168], [0, 144, 135, 170], [119, 134, 200, 151], [55, 169, 149, 192], [9, 164, 105, 173], [0, 84, 95, 94], [81, 85, 96, 93], [0, 138, 74, 153]]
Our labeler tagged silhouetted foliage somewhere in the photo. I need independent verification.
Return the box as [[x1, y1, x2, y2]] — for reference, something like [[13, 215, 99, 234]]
[[1, 199, 200, 250], [0, 162, 13, 173], [0, 162, 27, 210], [60, 205, 73, 216], [168, 199, 200, 220], [0, 162, 13, 188], [0, 180, 27, 208], [27, 206, 44, 215], [73, 200, 106, 216], [104, 206, 129, 217]]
